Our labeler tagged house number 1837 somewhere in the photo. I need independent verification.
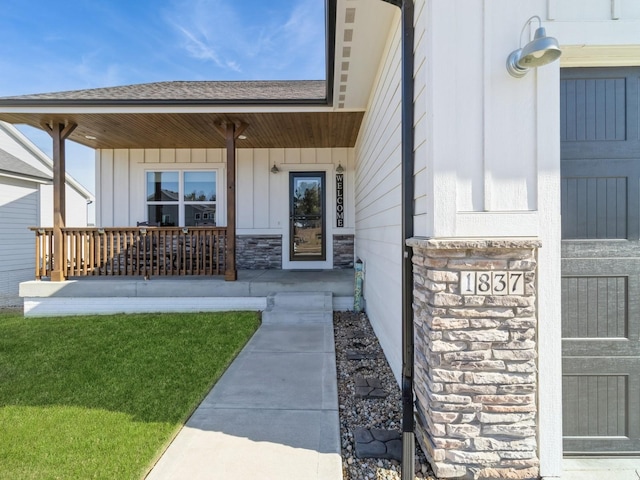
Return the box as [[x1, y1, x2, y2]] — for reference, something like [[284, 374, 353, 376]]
[[460, 271, 524, 296]]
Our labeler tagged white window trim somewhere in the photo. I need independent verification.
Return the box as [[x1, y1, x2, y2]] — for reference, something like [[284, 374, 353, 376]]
[[144, 167, 225, 227], [277, 163, 336, 270]]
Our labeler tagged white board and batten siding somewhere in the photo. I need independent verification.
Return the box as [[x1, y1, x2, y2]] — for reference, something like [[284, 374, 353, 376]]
[[0, 177, 38, 307], [411, 0, 640, 477], [416, 2, 564, 478], [96, 147, 355, 265]]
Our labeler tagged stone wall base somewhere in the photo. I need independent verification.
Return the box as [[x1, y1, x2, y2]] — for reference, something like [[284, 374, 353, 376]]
[[333, 234, 355, 269], [236, 235, 282, 269], [408, 238, 541, 480], [236, 234, 354, 270]]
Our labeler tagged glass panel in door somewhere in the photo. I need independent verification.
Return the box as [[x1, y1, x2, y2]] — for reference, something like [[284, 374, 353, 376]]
[[290, 172, 325, 261]]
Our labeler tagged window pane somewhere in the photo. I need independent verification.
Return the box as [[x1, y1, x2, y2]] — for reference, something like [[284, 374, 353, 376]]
[[148, 204, 179, 226], [292, 218, 323, 258], [147, 172, 179, 202], [184, 171, 216, 201], [186, 205, 216, 226], [292, 176, 322, 215]]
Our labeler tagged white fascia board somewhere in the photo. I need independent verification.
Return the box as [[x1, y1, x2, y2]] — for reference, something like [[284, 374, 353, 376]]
[[0, 171, 51, 184], [0, 105, 358, 115]]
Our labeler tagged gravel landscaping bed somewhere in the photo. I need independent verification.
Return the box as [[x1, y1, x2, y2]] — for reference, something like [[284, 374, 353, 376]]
[[334, 311, 437, 480]]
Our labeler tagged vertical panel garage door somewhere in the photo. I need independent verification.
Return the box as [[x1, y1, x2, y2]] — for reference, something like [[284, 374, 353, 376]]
[[561, 67, 640, 454]]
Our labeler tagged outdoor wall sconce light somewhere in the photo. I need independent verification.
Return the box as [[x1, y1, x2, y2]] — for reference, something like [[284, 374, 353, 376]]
[[270, 163, 279, 174], [507, 15, 561, 78], [336, 164, 344, 174]]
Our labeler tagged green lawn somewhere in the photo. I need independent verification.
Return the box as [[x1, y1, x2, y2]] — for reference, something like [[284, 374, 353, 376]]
[[0, 310, 260, 480]]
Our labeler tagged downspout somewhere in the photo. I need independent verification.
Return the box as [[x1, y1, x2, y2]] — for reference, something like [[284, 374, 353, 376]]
[[381, 1, 415, 479]]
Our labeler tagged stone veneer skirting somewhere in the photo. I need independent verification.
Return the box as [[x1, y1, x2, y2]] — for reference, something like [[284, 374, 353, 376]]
[[236, 235, 282, 270], [236, 234, 353, 270], [407, 238, 541, 480], [333, 234, 355, 269]]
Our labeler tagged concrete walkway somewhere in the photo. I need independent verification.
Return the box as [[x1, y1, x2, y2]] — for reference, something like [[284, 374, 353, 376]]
[[146, 292, 342, 480]]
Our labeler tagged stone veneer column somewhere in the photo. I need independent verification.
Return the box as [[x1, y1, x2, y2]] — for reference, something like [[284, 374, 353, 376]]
[[407, 238, 541, 480]]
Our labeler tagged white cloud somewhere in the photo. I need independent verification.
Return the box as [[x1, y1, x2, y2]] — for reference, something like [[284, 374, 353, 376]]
[[175, 24, 224, 65], [165, 0, 325, 79]]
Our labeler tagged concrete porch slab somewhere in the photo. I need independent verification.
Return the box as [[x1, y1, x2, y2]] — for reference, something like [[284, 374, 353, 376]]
[[19, 269, 355, 316]]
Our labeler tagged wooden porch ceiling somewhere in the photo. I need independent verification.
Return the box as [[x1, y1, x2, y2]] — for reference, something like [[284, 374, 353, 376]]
[[0, 111, 364, 149]]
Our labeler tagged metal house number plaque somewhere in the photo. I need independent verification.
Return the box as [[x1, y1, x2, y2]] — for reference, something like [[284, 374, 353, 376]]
[[460, 271, 525, 296]]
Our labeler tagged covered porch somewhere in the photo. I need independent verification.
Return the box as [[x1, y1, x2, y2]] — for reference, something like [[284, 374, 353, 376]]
[[0, 82, 363, 284]]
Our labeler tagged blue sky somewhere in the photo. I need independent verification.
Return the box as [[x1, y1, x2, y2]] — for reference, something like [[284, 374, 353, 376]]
[[0, 0, 326, 197]]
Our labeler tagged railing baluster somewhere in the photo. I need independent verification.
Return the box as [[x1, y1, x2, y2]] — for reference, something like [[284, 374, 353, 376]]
[[34, 229, 41, 280], [89, 231, 95, 275]]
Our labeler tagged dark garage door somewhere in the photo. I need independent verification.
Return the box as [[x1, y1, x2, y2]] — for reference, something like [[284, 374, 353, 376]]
[[561, 67, 640, 455]]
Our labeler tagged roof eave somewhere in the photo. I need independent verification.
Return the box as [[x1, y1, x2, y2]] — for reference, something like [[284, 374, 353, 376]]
[[0, 97, 332, 108], [0, 170, 51, 184]]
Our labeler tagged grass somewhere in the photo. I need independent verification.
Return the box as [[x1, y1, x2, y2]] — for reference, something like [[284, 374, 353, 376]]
[[0, 310, 260, 480]]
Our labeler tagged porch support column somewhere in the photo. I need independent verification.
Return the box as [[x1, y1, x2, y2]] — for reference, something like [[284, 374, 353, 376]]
[[217, 121, 247, 282], [44, 121, 77, 282], [225, 123, 237, 281]]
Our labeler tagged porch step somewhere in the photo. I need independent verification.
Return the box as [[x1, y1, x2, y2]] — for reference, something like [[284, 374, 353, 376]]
[[262, 292, 333, 324]]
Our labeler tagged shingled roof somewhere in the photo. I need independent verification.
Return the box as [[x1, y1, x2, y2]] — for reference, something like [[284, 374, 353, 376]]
[[0, 148, 51, 182], [0, 80, 327, 104]]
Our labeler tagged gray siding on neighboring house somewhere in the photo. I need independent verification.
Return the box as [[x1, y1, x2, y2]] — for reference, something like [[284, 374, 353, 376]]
[[0, 177, 38, 307]]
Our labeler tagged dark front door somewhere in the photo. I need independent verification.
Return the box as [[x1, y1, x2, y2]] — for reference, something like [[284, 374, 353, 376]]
[[290, 172, 326, 261], [561, 67, 640, 455]]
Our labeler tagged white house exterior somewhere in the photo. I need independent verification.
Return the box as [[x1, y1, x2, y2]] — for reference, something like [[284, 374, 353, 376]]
[[95, 146, 355, 271], [348, 1, 640, 479], [0, 122, 93, 307], [0, 0, 639, 478]]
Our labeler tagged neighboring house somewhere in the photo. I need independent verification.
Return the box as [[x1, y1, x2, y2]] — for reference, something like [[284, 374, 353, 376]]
[[0, 1, 638, 479], [0, 122, 93, 307]]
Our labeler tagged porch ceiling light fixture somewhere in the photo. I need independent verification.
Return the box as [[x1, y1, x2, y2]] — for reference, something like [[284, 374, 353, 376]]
[[507, 15, 561, 78], [336, 164, 344, 174], [270, 163, 279, 174]]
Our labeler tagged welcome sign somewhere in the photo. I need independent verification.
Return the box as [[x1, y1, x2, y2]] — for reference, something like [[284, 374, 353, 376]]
[[336, 173, 344, 227]]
